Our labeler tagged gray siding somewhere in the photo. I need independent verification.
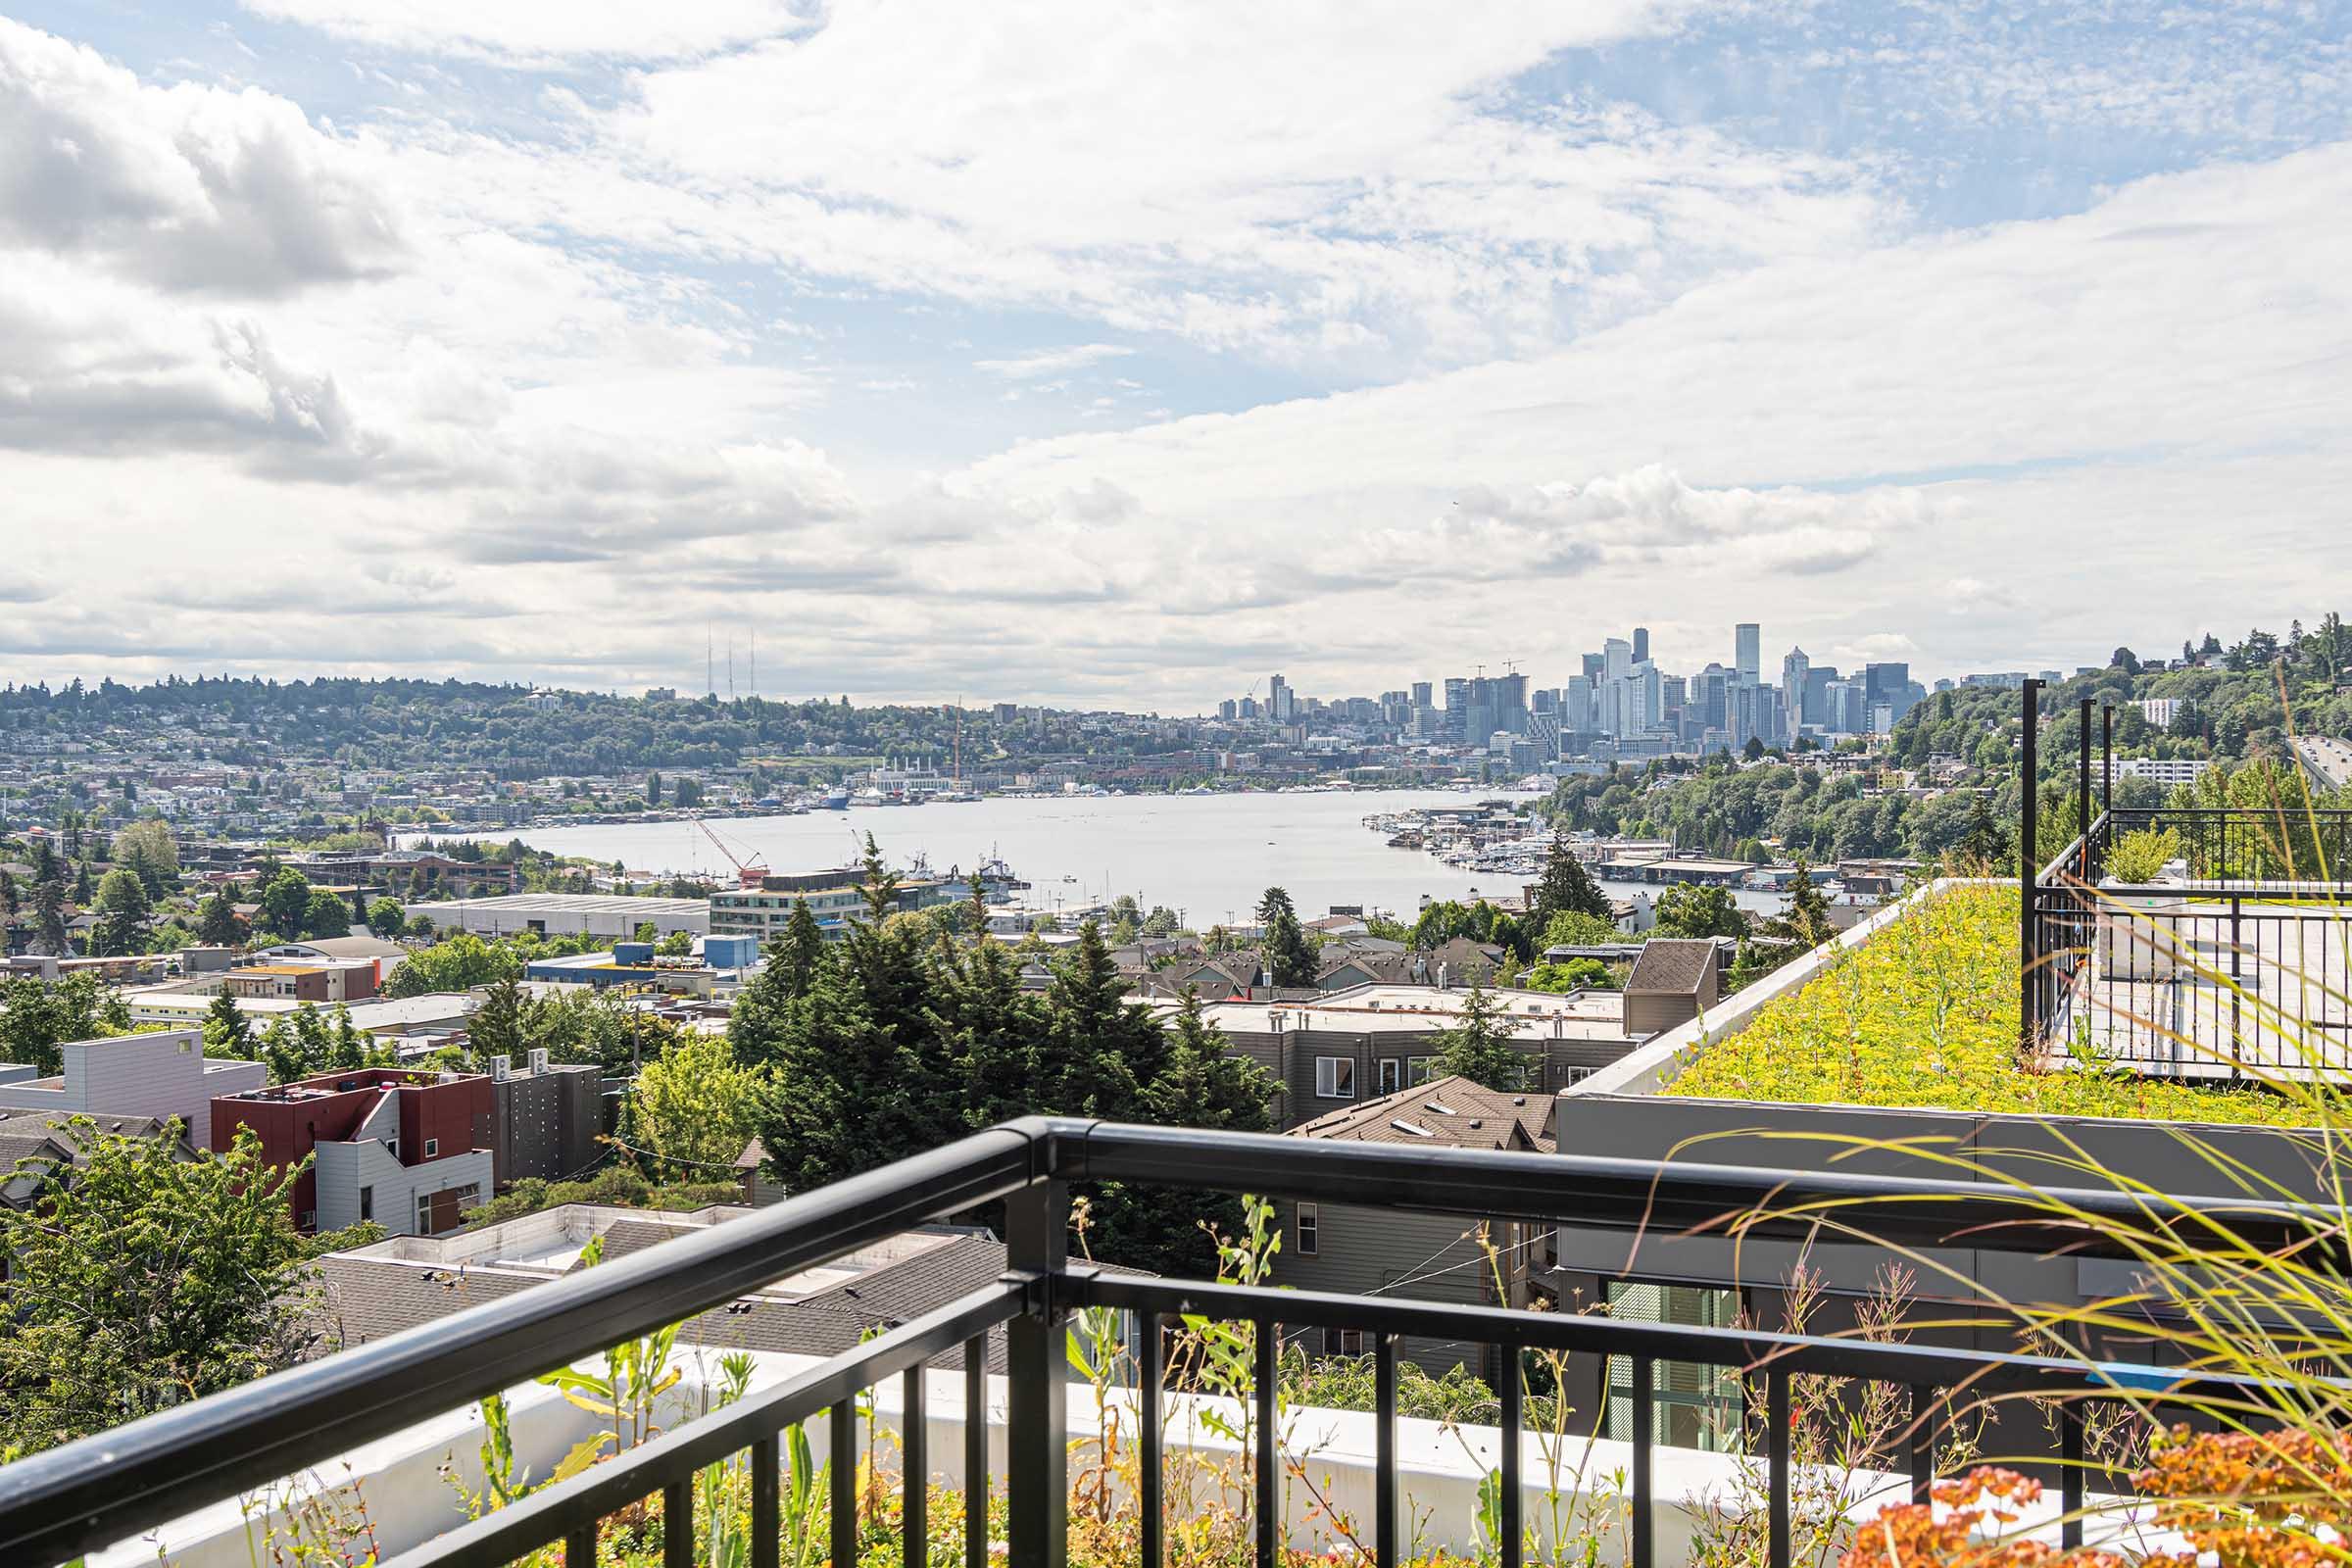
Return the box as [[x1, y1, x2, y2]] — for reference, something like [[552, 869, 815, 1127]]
[[316, 1141, 494, 1235], [6, 1031, 260, 1150], [1267, 1199, 1542, 1379], [1227, 1028, 1639, 1128]]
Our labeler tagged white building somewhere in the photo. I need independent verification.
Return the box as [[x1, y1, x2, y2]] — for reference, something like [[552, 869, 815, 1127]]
[[405, 893, 709, 940], [0, 1030, 264, 1151], [2139, 698, 2180, 731], [2116, 757, 2214, 786]]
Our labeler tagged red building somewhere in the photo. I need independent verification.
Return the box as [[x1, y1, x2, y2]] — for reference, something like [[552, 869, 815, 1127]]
[[213, 1067, 494, 1235]]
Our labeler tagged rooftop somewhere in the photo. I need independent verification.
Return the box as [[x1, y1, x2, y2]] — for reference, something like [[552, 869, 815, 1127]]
[[1192, 982, 1629, 1041], [1291, 1074, 1556, 1152], [405, 893, 708, 915]]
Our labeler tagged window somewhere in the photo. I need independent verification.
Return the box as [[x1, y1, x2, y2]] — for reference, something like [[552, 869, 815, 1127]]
[[1408, 1055, 1436, 1085], [1296, 1202, 1319, 1256], [1313, 1056, 1354, 1099], [416, 1194, 434, 1233], [1603, 1282, 1742, 1451], [359, 1187, 374, 1222], [1321, 1327, 1365, 1357], [422, 1137, 439, 1157], [1377, 1057, 1400, 1094], [299, 1208, 317, 1230]]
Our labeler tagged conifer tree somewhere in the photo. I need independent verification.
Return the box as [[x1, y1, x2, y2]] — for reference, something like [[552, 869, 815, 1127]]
[[1429, 981, 1526, 1091]]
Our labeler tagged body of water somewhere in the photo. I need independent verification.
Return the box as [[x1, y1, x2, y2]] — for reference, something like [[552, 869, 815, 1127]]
[[411, 791, 1785, 924]]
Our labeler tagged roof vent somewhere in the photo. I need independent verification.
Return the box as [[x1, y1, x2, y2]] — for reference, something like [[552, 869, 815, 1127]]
[[1391, 1119, 1435, 1138]]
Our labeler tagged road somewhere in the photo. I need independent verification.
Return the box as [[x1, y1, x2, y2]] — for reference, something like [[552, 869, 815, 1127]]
[[2297, 735, 2352, 790]]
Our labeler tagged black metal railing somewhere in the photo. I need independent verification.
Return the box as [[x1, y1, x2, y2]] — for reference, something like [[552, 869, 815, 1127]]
[[0, 1118, 2333, 1568]]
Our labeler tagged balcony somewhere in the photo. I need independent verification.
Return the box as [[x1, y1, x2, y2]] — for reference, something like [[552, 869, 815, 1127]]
[[2030, 802, 2352, 1081], [0, 1116, 2329, 1568]]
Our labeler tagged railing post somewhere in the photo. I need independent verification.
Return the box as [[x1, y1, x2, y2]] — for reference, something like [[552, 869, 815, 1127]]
[[2100, 704, 2113, 825], [1004, 1175, 1068, 1568], [2078, 697, 2093, 880], [2021, 679, 2041, 1052]]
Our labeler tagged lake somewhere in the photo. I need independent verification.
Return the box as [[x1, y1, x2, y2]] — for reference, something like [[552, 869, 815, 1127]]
[[410, 790, 1786, 925]]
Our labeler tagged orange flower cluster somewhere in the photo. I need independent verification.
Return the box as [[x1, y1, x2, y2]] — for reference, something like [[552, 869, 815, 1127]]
[[1841, 1468, 2130, 1568], [2134, 1426, 2352, 1568], [1843, 1431, 2352, 1568]]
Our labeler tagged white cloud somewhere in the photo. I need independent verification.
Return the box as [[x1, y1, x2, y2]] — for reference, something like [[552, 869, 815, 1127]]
[[235, 0, 803, 64], [0, 18, 403, 295], [973, 344, 1133, 380]]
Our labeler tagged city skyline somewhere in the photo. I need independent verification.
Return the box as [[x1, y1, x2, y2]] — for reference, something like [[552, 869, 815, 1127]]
[[2, 6, 2346, 705]]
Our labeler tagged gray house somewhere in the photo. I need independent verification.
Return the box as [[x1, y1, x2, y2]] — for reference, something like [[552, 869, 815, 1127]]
[[1619, 938, 1721, 1037], [1267, 1076, 1556, 1380]]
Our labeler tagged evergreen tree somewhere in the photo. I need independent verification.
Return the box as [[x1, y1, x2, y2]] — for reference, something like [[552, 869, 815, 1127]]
[[1527, 837, 1612, 925], [468, 977, 525, 1067], [1145, 989, 1274, 1132], [1253, 886, 1298, 925], [31, 869, 68, 956], [1262, 899, 1318, 988], [204, 992, 255, 1056], [1780, 857, 1833, 948], [194, 891, 244, 948], [1037, 919, 1161, 1115], [1429, 982, 1526, 1090]]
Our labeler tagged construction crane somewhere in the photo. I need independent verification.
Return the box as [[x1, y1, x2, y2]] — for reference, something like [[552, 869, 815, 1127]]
[[692, 814, 769, 890]]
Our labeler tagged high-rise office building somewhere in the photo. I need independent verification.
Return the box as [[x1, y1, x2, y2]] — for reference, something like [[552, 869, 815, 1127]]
[[1410, 681, 1433, 709], [1267, 673, 1294, 723], [1496, 671, 1530, 734], [1781, 648, 1810, 742], [1581, 652, 1604, 683], [1632, 627, 1649, 665], [1735, 624, 1761, 685], [1863, 662, 1914, 726]]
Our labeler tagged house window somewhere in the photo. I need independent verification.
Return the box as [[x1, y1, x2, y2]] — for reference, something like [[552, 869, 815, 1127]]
[[1321, 1327, 1365, 1357], [1377, 1058, 1400, 1094], [299, 1208, 317, 1230], [1313, 1057, 1354, 1099], [416, 1194, 434, 1233], [1604, 1282, 1742, 1452], [359, 1187, 374, 1222], [422, 1137, 439, 1157], [1296, 1202, 1319, 1256], [1408, 1055, 1436, 1085]]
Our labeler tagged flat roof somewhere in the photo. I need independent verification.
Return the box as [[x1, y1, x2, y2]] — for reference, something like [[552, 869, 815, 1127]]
[[1194, 983, 1629, 1042], [408, 894, 708, 914]]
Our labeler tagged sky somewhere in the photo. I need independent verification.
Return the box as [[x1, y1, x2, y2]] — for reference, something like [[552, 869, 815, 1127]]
[[1, 1, 2348, 711]]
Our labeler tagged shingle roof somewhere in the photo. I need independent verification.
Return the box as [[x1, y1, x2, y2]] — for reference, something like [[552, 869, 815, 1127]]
[[1625, 939, 1717, 996], [1287, 1075, 1555, 1152]]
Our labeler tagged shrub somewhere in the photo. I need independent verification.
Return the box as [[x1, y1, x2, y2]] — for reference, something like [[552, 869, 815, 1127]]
[[2106, 825, 2180, 884]]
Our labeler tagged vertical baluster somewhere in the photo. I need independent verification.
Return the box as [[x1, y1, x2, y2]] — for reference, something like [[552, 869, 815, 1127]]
[[1005, 1179, 1068, 1568], [2230, 893, 2244, 1077], [1766, 1369, 1789, 1568], [2060, 1402, 2083, 1550], [1909, 1386, 1936, 1503], [1375, 1334, 1399, 1568], [663, 1478, 693, 1568], [904, 1364, 929, 1568], [1141, 1311, 1164, 1568], [831, 1397, 858, 1568], [752, 1434, 778, 1568], [565, 1522, 597, 1568], [963, 1335, 989, 1568], [1768, 1372, 1788, 1568], [1255, 1320, 1279, 1568], [1631, 1356, 1654, 1568], [1498, 1346, 1522, 1568]]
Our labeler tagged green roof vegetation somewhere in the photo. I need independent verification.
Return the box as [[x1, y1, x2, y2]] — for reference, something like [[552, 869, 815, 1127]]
[[1662, 880, 2324, 1127]]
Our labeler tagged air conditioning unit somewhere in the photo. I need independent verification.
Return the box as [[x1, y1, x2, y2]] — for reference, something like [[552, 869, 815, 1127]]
[[490, 1054, 511, 1081], [527, 1048, 550, 1075]]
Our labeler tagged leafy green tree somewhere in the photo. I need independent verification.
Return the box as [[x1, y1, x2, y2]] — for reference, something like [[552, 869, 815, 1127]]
[[630, 1034, 764, 1177], [1540, 909, 1621, 949], [382, 932, 522, 998], [1520, 958, 1615, 994], [1, 973, 129, 1073], [1429, 981, 1525, 1090], [89, 867, 153, 956], [366, 897, 407, 939], [646, 770, 662, 807], [258, 867, 314, 939], [656, 930, 693, 957], [112, 819, 180, 898], [632, 920, 659, 945], [303, 887, 355, 939], [0, 1123, 312, 1455], [1653, 883, 1747, 940]]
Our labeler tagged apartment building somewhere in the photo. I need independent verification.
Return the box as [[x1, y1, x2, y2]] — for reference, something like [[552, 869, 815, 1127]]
[[213, 1067, 494, 1235], [709, 869, 956, 944], [222, 957, 380, 1004], [0, 1030, 264, 1151]]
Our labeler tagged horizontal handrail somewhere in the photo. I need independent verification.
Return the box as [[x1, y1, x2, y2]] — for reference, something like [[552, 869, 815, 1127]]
[[0, 1123, 1043, 1567], [1053, 1119, 2336, 1257], [1077, 1274, 2337, 1405], [377, 1281, 1025, 1568]]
